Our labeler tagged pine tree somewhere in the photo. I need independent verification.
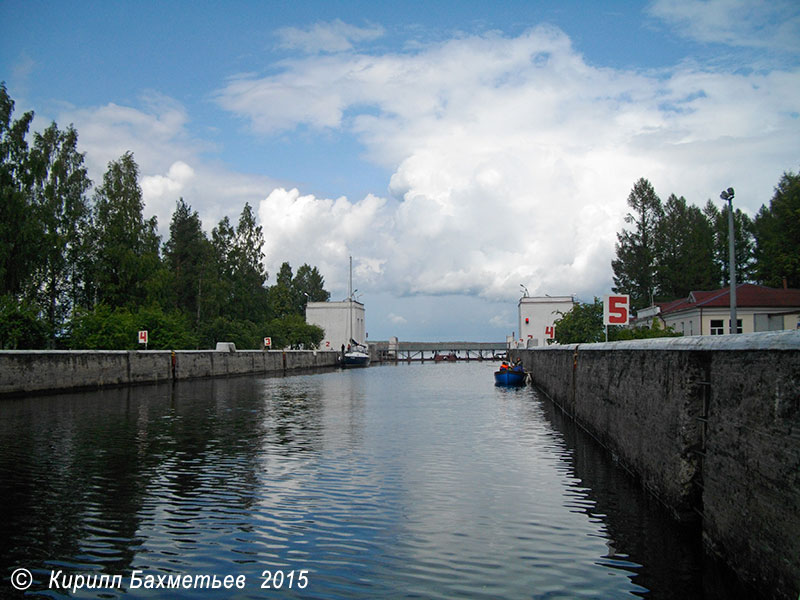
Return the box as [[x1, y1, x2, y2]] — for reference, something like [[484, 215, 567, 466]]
[[209, 204, 269, 323], [231, 202, 269, 322], [164, 198, 211, 324], [268, 262, 296, 319], [703, 200, 755, 286], [612, 178, 663, 309], [753, 170, 800, 288], [654, 194, 718, 299], [294, 264, 330, 303], [89, 152, 161, 308]]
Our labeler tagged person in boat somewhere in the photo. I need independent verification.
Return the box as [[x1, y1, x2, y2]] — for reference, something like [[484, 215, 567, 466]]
[[500, 361, 510, 371]]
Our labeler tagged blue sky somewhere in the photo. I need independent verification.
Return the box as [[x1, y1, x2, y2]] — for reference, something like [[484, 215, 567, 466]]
[[2, 0, 799, 341]]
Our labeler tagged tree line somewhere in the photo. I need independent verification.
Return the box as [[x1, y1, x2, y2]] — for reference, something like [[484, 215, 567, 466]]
[[612, 175, 799, 310], [553, 172, 799, 343], [1, 83, 328, 350]]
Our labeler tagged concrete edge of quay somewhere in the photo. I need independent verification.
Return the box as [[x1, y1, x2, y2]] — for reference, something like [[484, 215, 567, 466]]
[[510, 329, 800, 600], [0, 349, 342, 398]]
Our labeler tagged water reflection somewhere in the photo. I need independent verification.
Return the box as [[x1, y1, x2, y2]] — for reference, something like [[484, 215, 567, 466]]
[[530, 388, 758, 600], [0, 362, 752, 598]]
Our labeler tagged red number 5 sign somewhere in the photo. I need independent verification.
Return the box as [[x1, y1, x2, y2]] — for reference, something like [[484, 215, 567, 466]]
[[603, 295, 629, 325]]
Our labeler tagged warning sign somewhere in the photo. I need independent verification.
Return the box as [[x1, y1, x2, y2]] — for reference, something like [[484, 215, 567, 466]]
[[603, 295, 630, 326]]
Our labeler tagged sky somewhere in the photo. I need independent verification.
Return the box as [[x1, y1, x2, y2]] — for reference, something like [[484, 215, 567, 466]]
[[2, 0, 799, 341]]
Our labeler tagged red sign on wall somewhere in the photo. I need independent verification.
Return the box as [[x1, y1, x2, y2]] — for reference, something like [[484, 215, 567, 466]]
[[545, 326, 555, 339], [603, 295, 630, 325]]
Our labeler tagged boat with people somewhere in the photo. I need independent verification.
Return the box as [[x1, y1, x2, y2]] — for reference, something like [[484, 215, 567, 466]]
[[494, 359, 526, 386]]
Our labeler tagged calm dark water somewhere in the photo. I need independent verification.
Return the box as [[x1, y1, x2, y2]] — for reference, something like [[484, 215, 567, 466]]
[[0, 361, 750, 599]]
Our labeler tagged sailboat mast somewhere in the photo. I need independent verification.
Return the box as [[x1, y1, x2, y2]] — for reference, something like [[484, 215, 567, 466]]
[[349, 256, 353, 344]]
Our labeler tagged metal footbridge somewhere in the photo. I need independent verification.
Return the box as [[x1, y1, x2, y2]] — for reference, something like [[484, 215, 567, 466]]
[[370, 340, 508, 362]]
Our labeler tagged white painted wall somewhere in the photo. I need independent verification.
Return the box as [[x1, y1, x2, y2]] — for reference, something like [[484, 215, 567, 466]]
[[517, 296, 575, 347], [306, 301, 366, 351]]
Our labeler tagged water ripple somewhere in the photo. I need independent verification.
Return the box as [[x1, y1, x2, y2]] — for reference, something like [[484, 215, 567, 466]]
[[0, 363, 754, 599]]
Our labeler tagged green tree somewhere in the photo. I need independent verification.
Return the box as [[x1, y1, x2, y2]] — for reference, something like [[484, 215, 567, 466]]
[[70, 304, 198, 350], [753, 170, 800, 288], [612, 178, 663, 310], [207, 215, 236, 319], [0, 83, 39, 298], [197, 315, 261, 350], [230, 202, 269, 321], [206, 206, 269, 322], [268, 262, 297, 320], [134, 305, 199, 349], [267, 314, 324, 349], [268, 262, 331, 320], [164, 198, 212, 325], [89, 152, 162, 309], [208, 204, 270, 323], [703, 199, 755, 286], [654, 194, 718, 299], [0, 295, 48, 349], [552, 298, 605, 344], [68, 304, 137, 349], [29, 122, 92, 342], [294, 263, 330, 304]]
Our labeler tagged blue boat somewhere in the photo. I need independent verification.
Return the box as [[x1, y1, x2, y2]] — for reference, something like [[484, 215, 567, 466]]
[[494, 363, 526, 386]]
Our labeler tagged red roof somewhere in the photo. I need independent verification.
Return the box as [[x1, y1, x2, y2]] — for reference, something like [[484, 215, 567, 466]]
[[657, 284, 800, 315]]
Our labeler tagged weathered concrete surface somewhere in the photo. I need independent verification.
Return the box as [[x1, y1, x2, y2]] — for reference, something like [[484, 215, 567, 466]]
[[511, 330, 800, 600], [702, 346, 800, 597], [0, 349, 341, 396]]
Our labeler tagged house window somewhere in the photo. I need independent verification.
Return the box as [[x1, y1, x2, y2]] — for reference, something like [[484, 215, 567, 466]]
[[710, 318, 742, 334]]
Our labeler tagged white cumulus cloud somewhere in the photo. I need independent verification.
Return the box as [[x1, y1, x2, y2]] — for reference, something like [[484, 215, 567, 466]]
[[141, 160, 195, 200], [60, 94, 278, 233], [258, 187, 390, 291], [231, 24, 799, 304]]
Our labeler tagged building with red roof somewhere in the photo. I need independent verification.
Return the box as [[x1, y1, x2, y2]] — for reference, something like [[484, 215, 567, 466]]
[[634, 283, 800, 336]]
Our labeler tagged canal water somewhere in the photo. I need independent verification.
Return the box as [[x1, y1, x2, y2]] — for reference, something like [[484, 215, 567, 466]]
[[0, 361, 751, 599]]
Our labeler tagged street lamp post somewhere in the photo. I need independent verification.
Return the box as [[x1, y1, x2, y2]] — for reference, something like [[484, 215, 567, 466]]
[[720, 187, 737, 334]]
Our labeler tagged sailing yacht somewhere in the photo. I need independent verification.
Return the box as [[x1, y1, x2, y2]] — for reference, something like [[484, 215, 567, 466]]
[[343, 256, 370, 368]]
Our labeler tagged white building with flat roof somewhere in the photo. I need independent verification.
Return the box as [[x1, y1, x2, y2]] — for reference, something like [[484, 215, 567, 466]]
[[306, 300, 366, 352], [517, 295, 575, 347]]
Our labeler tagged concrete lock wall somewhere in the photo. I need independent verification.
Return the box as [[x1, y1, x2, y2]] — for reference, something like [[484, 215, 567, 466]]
[[511, 330, 800, 599], [0, 349, 341, 396]]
